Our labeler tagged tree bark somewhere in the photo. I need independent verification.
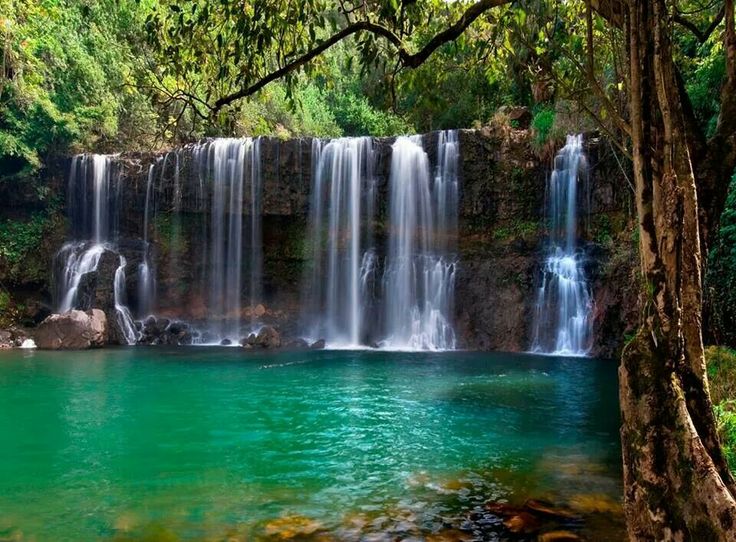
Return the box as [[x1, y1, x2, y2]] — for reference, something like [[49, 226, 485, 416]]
[[620, 1, 736, 539]]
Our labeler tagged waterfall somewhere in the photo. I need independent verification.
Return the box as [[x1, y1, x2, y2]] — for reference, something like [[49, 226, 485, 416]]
[[55, 242, 105, 313], [191, 138, 262, 342], [54, 154, 138, 344], [531, 134, 593, 356], [302, 137, 376, 347], [138, 164, 156, 317], [114, 255, 138, 345], [302, 131, 458, 351], [380, 134, 457, 351], [54, 155, 117, 313], [56, 132, 462, 349]]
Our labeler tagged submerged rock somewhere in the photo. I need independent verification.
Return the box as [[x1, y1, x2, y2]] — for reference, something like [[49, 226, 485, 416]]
[[568, 493, 623, 515], [34, 309, 107, 349], [524, 499, 577, 520], [426, 529, 474, 542], [538, 531, 582, 542], [503, 511, 540, 534], [263, 515, 324, 540]]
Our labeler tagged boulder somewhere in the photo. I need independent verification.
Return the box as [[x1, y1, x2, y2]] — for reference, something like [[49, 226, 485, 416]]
[[286, 338, 309, 349], [256, 325, 281, 348], [310, 339, 326, 350], [497, 105, 532, 129], [34, 310, 107, 349], [75, 249, 119, 312], [0, 330, 13, 349]]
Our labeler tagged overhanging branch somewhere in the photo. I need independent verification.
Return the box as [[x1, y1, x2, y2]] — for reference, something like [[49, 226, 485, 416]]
[[674, 5, 726, 44], [212, 0, 512, 113]]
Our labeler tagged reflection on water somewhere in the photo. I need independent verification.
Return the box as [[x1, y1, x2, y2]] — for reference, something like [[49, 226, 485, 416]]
[[0, 348, 623, 541]]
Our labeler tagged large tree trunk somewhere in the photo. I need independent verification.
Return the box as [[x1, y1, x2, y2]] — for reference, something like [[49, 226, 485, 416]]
[[620, 0, 736, 539]]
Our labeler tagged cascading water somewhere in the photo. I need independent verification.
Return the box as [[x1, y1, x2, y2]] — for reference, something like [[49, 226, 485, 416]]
[[55, 243, 105, 313], [137, 163, 156, 318], [531, 134, 593, 356], [56, 132, 460, 350], [302, 137, 376, 347], [114, 255, 139, 343], [302, 131, 458, 350], [380, 134, 458, 351], [54, 154, 138, 344], [191, 137, 263, 342]]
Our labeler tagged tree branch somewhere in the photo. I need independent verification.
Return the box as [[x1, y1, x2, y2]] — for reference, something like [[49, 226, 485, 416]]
[[212, 0, 512, 112], [674, 5, 726, 44]]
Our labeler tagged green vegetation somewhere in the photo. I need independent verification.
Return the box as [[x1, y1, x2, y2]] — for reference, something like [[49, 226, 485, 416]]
[[706, 174, 736, 347], [1, 0, 730, 168], [0, 210, 62, 284], [531, 106, 556, 147], [0, 0, 157, 181], [707, 346, 736, 470], [0, 212, 55, 267], [492, 220, 539, 242]]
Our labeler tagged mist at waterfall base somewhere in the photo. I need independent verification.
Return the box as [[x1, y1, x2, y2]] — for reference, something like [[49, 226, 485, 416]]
[[54, 132, 459, 350], [531, 134, 594, 357]]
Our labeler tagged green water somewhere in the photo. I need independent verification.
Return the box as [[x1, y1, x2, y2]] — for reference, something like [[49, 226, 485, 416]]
[[0, 348, 622, 541]]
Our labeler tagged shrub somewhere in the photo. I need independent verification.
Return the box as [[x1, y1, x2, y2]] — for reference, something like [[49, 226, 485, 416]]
[[706, 346, 736, 471], [531, 106, 556, 147], [706, 174, 736, 346]]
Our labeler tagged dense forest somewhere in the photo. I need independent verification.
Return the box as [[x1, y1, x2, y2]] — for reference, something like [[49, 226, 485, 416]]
[[2, 0, 736, 539], [3, 0, 735, 349]]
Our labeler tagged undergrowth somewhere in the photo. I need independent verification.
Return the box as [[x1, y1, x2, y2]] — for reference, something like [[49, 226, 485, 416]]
[[706, 346, 736, 470]]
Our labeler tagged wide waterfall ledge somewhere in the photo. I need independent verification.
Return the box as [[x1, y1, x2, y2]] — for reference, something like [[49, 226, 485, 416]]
[[53, 131, 461, 351]]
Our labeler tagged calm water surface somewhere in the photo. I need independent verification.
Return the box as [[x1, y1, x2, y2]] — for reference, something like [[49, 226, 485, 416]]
[[0, 348, 623, 540]]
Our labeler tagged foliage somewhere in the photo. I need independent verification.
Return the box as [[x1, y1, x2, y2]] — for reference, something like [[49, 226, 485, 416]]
[[706, 346, 736, 470], [531, 106, 556, 147], [492, 220, 539, 242], [715, 403, 736, 470], [0, 212, 55, 267], [236, 82, 342, 139], [0, 207, 64, 286], [706, 174, 736, 347], [706, 346, 736, 405], [0, 0, 159, 182]]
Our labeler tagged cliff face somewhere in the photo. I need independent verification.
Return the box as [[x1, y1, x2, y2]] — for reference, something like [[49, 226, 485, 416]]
[[28, 127, 637, 355]]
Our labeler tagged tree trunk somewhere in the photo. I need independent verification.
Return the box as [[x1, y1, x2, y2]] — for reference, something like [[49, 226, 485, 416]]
[[620, 1, 736, 539]]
